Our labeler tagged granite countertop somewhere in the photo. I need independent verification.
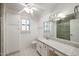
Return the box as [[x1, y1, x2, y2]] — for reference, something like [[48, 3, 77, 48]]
[[37, 38, 79, 56]]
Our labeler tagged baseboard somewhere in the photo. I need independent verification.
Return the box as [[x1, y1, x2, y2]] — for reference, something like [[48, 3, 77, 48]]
[[6, 50, 20, 56]]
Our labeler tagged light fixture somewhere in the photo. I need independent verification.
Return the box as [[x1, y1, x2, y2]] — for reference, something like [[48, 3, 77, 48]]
[[19, 3, 38, 15], [24, 8, 30, 13], [51, 13, 66, 21], [24, 6, 38, 14], [55, 18, 60, 21], [30, 9, 33, 14], [24, 3, 38, 14], [57, 13, 66, 18]]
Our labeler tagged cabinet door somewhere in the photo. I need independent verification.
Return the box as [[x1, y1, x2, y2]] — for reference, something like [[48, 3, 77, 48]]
[[41, 43, 48, 56], [40, 43, 45, 56], [36, 41, 41, 54], [43, 44, 48, 56], [36, 41, 49, 56], [5, 11, 19, 54], [5, 25, 19, 54]]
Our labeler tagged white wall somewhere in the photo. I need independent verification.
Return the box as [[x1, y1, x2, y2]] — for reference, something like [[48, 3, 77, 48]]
[[70, 20, 79, 42], [5, 7, 20, 54], [5, 7, 40, 54], [4, 4, 41, 55], [38, 11, 56, 39], [19, 14, 40, 50]]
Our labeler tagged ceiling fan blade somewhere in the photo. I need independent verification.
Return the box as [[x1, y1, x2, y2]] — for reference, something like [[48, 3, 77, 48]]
[[18, 8, 25, 13]]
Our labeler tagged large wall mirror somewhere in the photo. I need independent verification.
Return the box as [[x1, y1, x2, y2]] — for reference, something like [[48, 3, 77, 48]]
[[56, 13, 76, 40]]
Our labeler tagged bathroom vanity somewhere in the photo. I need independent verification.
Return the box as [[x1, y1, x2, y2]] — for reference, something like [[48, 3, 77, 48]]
[[36, 38, 79, 56]]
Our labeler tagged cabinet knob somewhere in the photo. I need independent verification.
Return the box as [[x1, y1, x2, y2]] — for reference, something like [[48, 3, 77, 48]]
[[70, 34, 72, 36], [45, 46, 46, 48]]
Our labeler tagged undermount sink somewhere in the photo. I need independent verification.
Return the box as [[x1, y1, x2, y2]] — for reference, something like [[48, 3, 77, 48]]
[[53, 39, 79, 48], [44, 37, 79, 48]]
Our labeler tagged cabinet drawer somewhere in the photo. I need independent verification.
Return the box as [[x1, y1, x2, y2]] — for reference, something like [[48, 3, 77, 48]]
[[54, 51, 64, 56], [47, 46, 64, 56], [42, 44, 48, 56]]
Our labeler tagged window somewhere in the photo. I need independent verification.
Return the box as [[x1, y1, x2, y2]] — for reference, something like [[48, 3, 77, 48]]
[[22, 19, 30, 31]]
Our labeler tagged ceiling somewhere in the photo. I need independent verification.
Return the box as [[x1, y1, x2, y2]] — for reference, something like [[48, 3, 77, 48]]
[[6, 3, 25, 12], [35, 3, 57, 10], [6, 3, 57, 13], [5, 3, 79, 21], [6, 3, 57, 20]]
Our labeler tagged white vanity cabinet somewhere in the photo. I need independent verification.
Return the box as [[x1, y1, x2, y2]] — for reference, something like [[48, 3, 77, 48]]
[[36, 40, 65, 56], [36, 41, 41, 55], [36, 39, 79, 56], [36, 41, 48, 56], [41, 43, 48, 56]]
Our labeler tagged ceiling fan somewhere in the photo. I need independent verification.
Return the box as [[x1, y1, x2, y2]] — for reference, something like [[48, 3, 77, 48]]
[[18, 3, 38, 14]]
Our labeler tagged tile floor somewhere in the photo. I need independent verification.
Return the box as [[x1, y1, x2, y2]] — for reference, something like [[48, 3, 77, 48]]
[[10, 47, 39, 56]]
